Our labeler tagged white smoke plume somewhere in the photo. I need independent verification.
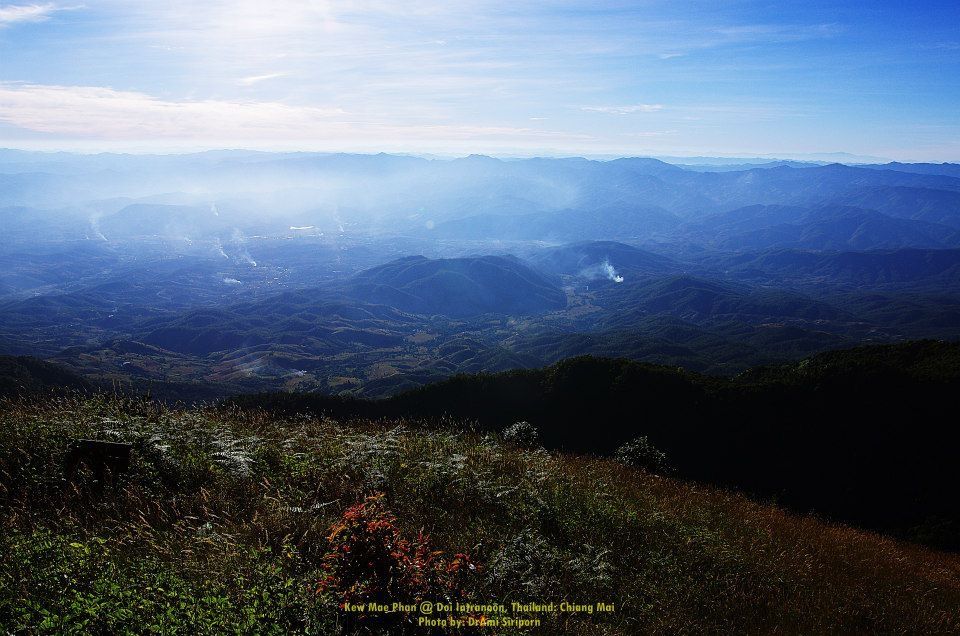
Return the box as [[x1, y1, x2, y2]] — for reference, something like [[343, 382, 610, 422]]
[[602, 259, 624, 283], [332, 208, 346, 234], [88, 215, 107, 242], [213, 237, 229, 259], [230, 228, 257, 267], [579, 258, 624, 283]]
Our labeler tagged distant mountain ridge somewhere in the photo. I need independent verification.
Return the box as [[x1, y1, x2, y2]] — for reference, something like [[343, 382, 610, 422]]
[[680, 204, 960, 250], [5, 153, 960, 232], [343, 255, 567, 317]]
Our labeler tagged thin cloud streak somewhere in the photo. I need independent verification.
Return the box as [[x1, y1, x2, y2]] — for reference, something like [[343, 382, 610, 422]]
[[238, 73, 290, 86], [0, 2, 64, 26], [582, 104, 664, 115]]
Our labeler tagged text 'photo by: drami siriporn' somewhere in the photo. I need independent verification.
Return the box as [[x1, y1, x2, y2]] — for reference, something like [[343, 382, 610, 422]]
[[342, 601, 615, 630], [2, 0, 960, 634]]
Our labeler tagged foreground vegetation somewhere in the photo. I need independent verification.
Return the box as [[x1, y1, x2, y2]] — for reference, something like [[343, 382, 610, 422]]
[[2, 395, 959, 634]]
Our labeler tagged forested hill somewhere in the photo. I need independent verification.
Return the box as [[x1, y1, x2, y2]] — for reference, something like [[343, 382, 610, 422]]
[[0, 355, 92, 397]]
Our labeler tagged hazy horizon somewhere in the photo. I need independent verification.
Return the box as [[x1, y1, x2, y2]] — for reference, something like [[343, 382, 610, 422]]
[[0, 146, 905, 165]]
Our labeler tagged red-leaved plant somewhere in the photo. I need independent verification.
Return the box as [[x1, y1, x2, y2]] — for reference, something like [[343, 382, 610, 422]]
[[317, 493, 479, 630]]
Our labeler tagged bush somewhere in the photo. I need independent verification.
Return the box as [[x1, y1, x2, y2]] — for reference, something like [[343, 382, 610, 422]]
[[316, 493, 479, 632], [502, 421, 540, 449], [614, 436, 670, 474]]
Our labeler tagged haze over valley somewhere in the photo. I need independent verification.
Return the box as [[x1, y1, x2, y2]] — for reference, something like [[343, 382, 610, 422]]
[[2, 150, 959, 398]]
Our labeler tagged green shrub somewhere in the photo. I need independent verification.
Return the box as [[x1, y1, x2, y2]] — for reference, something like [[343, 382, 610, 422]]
[[613, 436, 670, 474], [502, 421, 540, 449]]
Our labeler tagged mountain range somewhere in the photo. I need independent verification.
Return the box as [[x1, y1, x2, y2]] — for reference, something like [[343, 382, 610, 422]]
[[1, 150, 959, 398]]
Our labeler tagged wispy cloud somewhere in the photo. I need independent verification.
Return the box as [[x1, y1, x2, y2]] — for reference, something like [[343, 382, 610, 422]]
[[0, 83, 344, 138], [581, 104, 664, 115], [626, 130, 677, 137], [238, 72, 290, 87], [0, 2, 66, 26], [0, 82, 584, 146], [650, 22, 844, 60], [713, 22, 843, 43]]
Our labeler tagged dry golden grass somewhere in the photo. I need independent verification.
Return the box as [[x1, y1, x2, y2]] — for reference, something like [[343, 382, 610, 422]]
[[557, 456, 960, 633]]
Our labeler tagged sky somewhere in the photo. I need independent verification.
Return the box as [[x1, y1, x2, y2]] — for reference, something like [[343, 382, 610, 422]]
[[0, 0, 958, 160]]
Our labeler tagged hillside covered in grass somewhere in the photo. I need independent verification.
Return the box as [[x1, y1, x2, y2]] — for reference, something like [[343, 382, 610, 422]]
[[2, 396, 960, 634], [233, 340, 960, 551]]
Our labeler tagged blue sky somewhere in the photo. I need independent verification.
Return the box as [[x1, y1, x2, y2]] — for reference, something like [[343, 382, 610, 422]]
[[0, 0, 958, 159]]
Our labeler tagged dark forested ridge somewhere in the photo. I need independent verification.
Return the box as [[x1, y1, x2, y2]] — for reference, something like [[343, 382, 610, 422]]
[[0, 355, 92, 397]]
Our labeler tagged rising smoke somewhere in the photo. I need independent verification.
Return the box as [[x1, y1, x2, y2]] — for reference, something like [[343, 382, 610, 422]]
[[88, 216, 108, 242], [601, 259, 624, 283], [579, 258, 624, 283], [230, 228, 258, 267]]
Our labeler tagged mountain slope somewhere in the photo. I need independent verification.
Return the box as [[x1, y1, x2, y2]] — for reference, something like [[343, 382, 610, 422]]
[[3, 395, 959, 634], [344, 255, 567, 317], [0, 355, 92, 396], [863, 161, 960, 179], [716, 206, 960, 250], [528, 240, 680, 280], [828, 186, 960, 228], [708, 248, 960, 288], [682, 204, 810, 236], [596, 274, 846, 325]]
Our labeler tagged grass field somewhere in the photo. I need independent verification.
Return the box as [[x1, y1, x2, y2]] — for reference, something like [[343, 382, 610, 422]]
[[2, 394, 959, 634]]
